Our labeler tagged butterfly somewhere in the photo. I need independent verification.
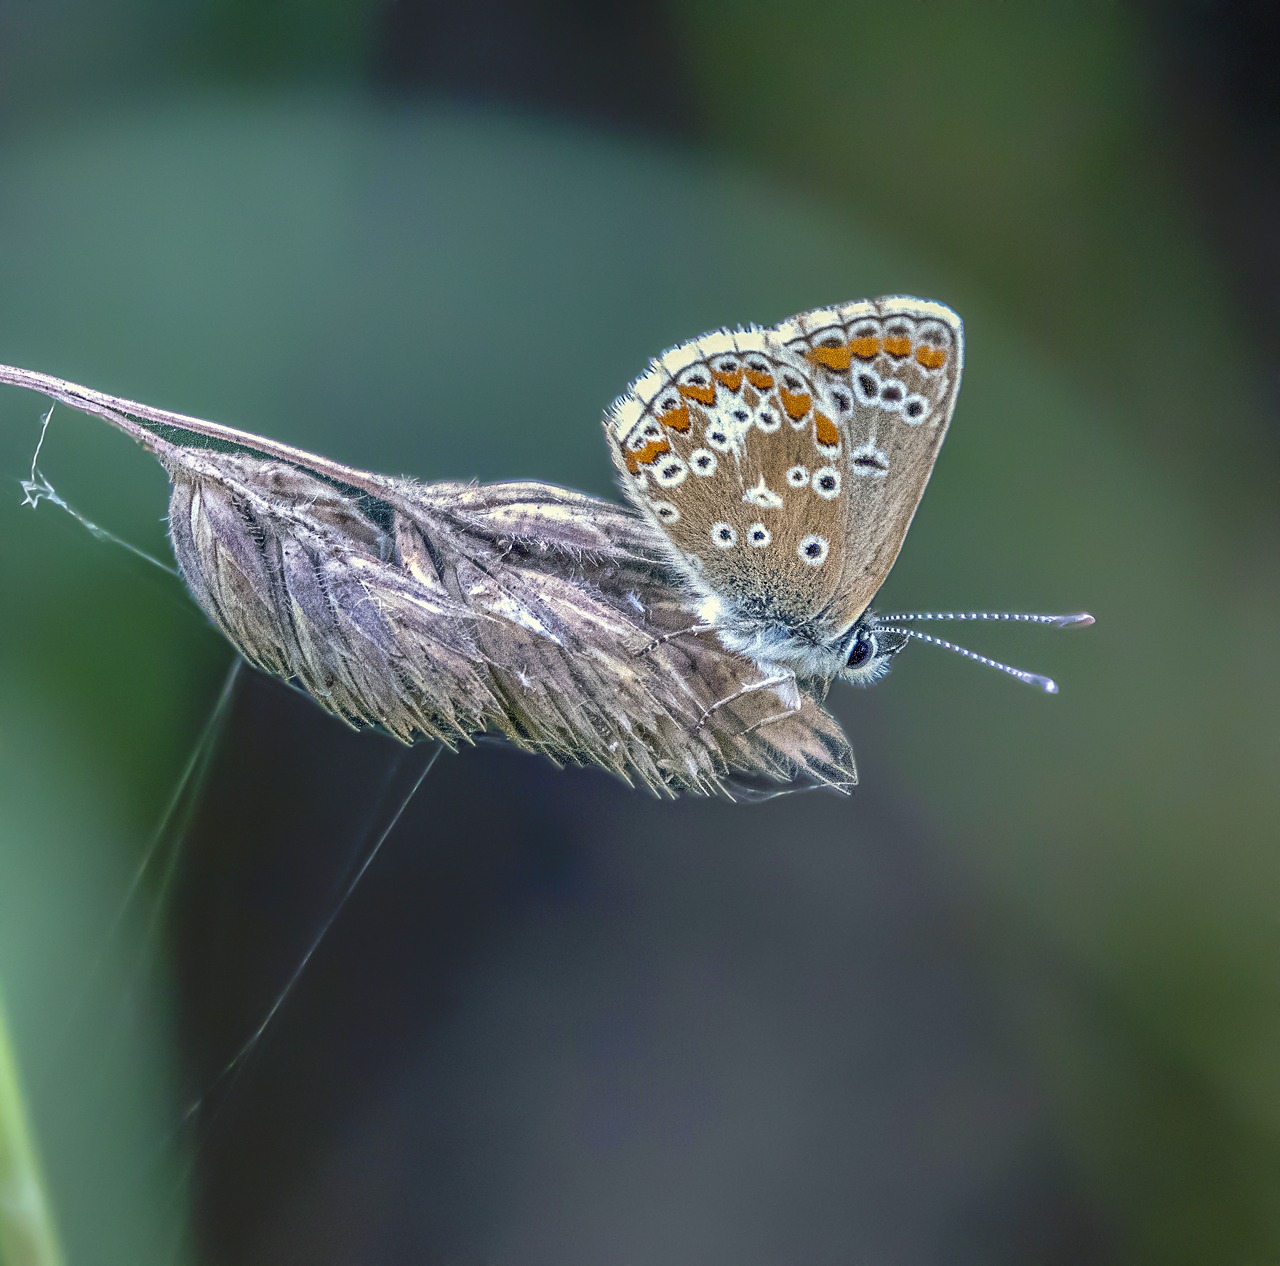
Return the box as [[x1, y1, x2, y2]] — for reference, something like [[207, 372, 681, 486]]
[[604, 296, 1091, 706]]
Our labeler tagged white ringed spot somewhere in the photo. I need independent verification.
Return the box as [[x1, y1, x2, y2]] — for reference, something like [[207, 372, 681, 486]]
[[710, 522, 737, 549], [797, 534, 829, 567], [878, 379, 906, 411], [755, 405, 781, 433], [746, 522, 771, 548], [853, 369, 880, 405], [653, 455, 688, 487], [650, 500, 679, 524], [785, 464, 809, 487], [811, 466, 841, 499], [902, 393, 929, 424], [689, 448, 718, 476]]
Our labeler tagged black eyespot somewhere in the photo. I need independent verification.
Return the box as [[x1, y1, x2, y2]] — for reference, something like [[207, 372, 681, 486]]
[[804, 541, 822, 558], [832, 390, 851, 412], [857, 374, 877, 396], [733, 409, 749, 421], [751, 529, 766, 541], [662, 398, 678, 410], [710, 430, 727, 443], [718, 360, 737, 371], [695, 455, 710, 468], [820, 336, 842, 348], [782, 374, 802, 389], [689, 374, 706, 385], [747, 359, 767, 371], [881, 385, 903, 403], [905, 400, 924, 418], [662, 463, 679, 477], [718, 527, 732, 541], [847, 633, 874, 668], [819, 475, 836, 491]]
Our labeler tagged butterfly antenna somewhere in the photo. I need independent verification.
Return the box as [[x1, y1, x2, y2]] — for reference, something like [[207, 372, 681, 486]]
[[875, 610, 1094, 628], [876, 626, 1062, 693]]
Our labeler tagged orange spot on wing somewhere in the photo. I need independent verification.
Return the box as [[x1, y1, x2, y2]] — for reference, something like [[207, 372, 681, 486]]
[[625, 438, 671, 472], [883, 336, 911, 358], [814, 412, 840, 448], [780, 389, 812, 420], [805, 344, 853, 371], [916, 346, 947, 370], [677, 383, 717, 406], [745, 369, 774, 391], [711, 368, 742, 391], [849, 336, 881, 359], [657, 405, 691, 432]]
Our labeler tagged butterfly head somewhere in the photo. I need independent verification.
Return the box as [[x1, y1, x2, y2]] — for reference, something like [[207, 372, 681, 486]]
[[839, 616, 909, 686]]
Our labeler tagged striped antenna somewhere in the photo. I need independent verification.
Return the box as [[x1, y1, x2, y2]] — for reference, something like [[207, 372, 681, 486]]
[[875, 610, 1094, 628]]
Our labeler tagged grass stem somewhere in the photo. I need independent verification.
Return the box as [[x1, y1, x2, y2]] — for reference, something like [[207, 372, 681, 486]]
[[0, 985, 63, 1266]]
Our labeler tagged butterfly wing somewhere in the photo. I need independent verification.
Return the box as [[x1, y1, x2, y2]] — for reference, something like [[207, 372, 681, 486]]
[[604, 297, 963, 652], [604, 328, 854, 644], [773, 296, 964, 631]]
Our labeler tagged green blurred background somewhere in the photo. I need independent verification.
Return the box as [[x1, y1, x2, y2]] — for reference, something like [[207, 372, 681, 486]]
[[0, 2, 1277, 1263]]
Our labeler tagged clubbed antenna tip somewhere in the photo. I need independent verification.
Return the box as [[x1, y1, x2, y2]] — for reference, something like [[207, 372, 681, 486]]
[[877, 626, 1067, 694]]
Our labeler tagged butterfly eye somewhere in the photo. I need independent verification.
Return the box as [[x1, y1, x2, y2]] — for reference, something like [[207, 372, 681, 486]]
[[846, 632, 876, 669]]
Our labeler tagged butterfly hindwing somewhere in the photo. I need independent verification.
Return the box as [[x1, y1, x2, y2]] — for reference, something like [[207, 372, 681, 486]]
[[606, 330, 854, 633]]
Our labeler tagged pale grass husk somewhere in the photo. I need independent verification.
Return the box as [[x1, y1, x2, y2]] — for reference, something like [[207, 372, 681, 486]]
[[0, 365, 856, 796]]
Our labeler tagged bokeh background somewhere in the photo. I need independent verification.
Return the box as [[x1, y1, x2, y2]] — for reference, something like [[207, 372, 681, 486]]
[[1, 2, 1277, 1263]]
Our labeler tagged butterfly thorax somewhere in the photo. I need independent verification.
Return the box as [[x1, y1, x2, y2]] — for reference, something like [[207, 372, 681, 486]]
[[691, 588, 854, 682]]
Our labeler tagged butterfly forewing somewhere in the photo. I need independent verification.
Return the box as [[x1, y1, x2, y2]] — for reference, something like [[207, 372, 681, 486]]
[[605, 296, 963, 654], [777, 296, 964, 630]]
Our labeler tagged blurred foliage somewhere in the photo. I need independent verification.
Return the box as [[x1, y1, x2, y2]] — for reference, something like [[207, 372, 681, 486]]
[[0, 1, 1277, 1263]]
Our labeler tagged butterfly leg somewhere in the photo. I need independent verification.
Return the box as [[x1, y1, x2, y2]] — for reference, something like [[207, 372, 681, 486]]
[[632, 623, 715, 656], [694, 668, 799, 733]]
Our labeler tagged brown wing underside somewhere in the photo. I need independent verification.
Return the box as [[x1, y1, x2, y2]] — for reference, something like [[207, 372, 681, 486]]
[[777, 296, 964, 630], [606, 297, 964, 639]]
